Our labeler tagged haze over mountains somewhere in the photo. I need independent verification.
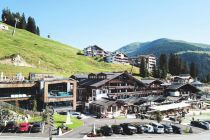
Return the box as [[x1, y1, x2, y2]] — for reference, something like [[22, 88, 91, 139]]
[[117, 38, 210, 79]]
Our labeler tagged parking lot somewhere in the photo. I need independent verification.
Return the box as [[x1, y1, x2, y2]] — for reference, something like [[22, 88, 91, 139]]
[[0, 117, 209, 138], [0, 124, 49, 138]]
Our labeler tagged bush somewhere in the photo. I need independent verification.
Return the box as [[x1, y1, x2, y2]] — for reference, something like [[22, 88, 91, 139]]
[[77, 50, 84, 55]]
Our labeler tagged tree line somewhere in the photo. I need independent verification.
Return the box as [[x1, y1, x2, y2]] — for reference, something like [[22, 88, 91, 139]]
[[1, 8, 40, 35], [140, 54, 198, 79]]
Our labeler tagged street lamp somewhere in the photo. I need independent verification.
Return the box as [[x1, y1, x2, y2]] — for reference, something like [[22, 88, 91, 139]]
[[12, 17, 20, 36]]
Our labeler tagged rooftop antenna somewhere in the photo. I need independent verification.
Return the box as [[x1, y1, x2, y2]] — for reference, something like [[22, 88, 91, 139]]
[[12, 17, 20, 36]]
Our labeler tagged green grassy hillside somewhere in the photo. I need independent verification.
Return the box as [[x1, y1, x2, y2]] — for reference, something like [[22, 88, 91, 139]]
[[0, 22, 137, 77]]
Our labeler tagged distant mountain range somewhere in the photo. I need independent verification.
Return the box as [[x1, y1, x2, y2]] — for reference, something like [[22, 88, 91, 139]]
[[117, 38, 210, 79]]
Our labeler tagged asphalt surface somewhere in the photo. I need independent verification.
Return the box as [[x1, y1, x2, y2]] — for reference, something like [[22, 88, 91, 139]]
[[0, 117, 209, 139]]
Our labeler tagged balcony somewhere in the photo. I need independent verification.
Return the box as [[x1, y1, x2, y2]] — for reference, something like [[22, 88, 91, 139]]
[[48, 91, 73, 98], [0, 94, 32, 101]]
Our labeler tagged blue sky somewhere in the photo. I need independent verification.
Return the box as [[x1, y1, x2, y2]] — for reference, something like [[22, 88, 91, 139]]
[[1, 0, 210, 51]]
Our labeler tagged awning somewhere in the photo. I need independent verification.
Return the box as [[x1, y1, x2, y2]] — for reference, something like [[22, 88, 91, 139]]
[[149, 102, 190, 111]]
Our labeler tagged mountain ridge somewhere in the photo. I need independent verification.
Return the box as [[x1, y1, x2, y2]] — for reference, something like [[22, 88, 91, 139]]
[[117, 38, 210, 79]]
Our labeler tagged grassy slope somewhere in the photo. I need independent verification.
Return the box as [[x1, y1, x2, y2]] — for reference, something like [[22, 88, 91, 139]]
[[0, 23, 138, 77]]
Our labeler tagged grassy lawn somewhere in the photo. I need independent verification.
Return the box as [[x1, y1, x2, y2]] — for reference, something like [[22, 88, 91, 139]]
[[53, 114, 84, 129], [28, 114, 84, 130], [114, 116, 126, 120], [201, 113, 210, 116], [28, 115, 43, 123]]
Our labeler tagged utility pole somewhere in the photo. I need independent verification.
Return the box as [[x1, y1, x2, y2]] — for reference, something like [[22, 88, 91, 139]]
[[12, 17, 20, 36]]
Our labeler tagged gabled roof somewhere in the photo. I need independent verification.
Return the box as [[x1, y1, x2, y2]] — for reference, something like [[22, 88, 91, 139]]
[[191, 80, 203, 85], [90, 72, 145, 88], [90, 98, 117, 107], [166, 83, 200, 92], [141, 79, 164, 85], [71, 74, 88, 79]]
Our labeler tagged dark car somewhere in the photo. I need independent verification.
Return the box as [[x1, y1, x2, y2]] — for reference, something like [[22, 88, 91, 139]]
[[96, 113, 106, 119], [171, 125, 182, 134], [204, 120, 210, 124], [134, 124, 144, 134], [111, 125, 123, 134], [5, 121, 18, 132], [100, 126, 113, 136], [191, 121, 209, 130], [0, 124, 5, 131], [162, 124, 173, 133], [120, 123, 137, 135], [31, 122, 42, 133]]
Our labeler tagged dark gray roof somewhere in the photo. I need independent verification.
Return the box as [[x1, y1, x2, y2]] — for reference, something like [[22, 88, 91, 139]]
[[90, 73, 144, 88], [141, 79, 163, 85], [191, 80, 203, 85], [90, 98, 117, 107], [167, 84, 185, 90], [90, 73, 122, 87], [166, 83, 199, 91], [71, 74, 88, 79]]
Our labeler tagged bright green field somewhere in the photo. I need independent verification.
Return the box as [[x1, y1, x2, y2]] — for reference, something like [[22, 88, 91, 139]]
[[53, 114, 84, 129], [28, 114, 84, 129], [0, 22, 138, 77]]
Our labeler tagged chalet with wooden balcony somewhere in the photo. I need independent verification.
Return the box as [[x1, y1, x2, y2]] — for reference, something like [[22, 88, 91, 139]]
[[105, 52, 129, 64], [72, 72, 149, 111], [165, 83, 200, 97]]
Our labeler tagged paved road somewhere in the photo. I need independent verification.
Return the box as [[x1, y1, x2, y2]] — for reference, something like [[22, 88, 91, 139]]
[[60, 117, 204, 138], [0, 131, 210, 140]]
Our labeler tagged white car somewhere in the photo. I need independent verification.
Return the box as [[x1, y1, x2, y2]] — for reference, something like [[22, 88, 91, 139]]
[[150, 122, 164, 134], [70, 112, 85, 119], [143, 124, 154, 133]]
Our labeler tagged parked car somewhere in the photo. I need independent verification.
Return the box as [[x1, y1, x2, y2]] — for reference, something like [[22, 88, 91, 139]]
[[171, 125, 182, 134], [100, 125, 113, 136], [134, 124, 144, 134], [149, 122, 164, 134], [191, 121, 209, 130], [111, 125, 123, 134], [18, 122, 30, 132], [204, 120, 210, 124], [70, 112, 81, 117], [143, 124, 154, 133], [96, 113, 106, 119], [31, 122, 42, 133], [5, 121, 18, 132], [120, 123, 137, 135], [0, 123, 5, 131], [162, 124, 173, 133]]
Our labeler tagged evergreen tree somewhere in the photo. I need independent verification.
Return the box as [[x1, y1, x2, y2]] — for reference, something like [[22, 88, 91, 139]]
[[26, 16, 37, 34], [207, 74, 210, 83], [155, 111, 163, 123], [140, 58, 149, 78], [2, 8, 14, 26], [19, 13, 26, 29], [168, 54, 175, 75], [190, 62, 197, 78], [159, 54, 168, 71], [36, 26, 40, 35], [159, 54, 168, 79], [152, 65, 157, 78], [1, 8, 7, 22]]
